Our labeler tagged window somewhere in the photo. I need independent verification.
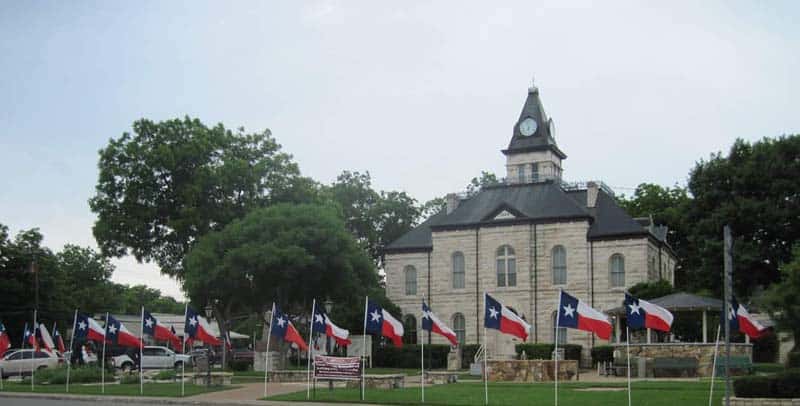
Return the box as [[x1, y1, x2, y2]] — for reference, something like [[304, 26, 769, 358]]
[[532, 163, 539, 182], [553, 313, 567, 344], [6, 351, 23, 361], [552, 245, 566, 285], [403, 315, 417, 345], [452, 252, 465, 289], [610, 254, 625, 287], [404, 266, 417, 295], [452, 313, 466, 346], [496, 245, 516, 287], [517, 165, 525, 183]]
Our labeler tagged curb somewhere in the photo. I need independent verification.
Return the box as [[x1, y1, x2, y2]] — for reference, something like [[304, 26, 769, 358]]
[[0, 392, 264, 405]]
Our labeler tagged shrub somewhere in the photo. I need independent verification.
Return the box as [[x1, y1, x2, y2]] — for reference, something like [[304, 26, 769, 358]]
[[119, 373, 139, 384], [591, 346, 614, 365], [734, 369, 800, 398], [371, 344, 450, 369], [515, 344, 582, 361], [154, 369, 177, 380], [229, 360, 252, 372], [34, 366, 103, 385], [787, 352, 800, 369], [753, 331, 779, 363]]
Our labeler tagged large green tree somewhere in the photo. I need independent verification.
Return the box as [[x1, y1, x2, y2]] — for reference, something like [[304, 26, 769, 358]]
[[183, 203, 394, 333], [761, 244, 800, 353], [90, 117, 306, 279], [687, 136, 800, 298]]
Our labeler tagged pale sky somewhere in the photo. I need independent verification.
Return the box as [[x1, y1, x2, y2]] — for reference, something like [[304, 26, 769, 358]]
[[1, 1, 798, 300]]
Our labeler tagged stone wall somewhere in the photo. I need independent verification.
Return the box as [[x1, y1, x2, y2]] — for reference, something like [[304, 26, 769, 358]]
[[613, 343, 752, 377], [487, 359, 578, 382], [731, 397, 800, 406]]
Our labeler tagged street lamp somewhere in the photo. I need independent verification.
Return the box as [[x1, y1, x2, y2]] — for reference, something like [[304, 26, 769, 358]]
[[204, 304, 213, 386], [323, 299, 334, 391]]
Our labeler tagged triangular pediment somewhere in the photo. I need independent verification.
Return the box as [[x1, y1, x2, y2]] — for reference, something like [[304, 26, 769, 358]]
[[494, 210, 516, 220], [482, 202, 526, 222]]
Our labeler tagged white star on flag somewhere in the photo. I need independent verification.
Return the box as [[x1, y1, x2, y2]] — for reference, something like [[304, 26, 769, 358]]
[[314, 314, 325, 324], [422, 310, 431, 320], [190, 317, 198, 326], [108, 325, 118, 334], [628, 302, 641, 315], [145, 318, 154, 328], [563, 304, 575, 318], [78, 321, 87, 330], [370, 309, 382, 323], [276, 317, 287, 327], [488, 307, 499, 319]]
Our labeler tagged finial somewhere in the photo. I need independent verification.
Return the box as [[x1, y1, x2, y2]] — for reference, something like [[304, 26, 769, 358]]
[[528, 75, 538, 93]]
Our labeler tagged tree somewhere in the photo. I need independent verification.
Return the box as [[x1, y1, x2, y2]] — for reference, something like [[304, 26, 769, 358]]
[[627, 280, 675, 300], [761, 244, 800, 353], [90, 117, 304, 279], [182, 203, 393, 334], [687, 136, 800, 298], [57, 245, 120, 313], [465, 171, 499, 197]]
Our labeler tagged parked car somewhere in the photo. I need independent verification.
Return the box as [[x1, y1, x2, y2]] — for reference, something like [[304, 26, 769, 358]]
[[189, 348, 220, 366], [0, 349, 61, 378], [112, 346, 191, 372]]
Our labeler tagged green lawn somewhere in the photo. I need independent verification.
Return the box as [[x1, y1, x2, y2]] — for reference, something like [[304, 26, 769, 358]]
[[269, 381, 723, 406], [0, 382, 234, 397]]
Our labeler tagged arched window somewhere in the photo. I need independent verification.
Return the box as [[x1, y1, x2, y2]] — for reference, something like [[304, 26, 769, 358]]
[[403, 315, 417, 345], [452, 313, 466, 346], [553, 312, 567, 344], [610, 254, 625, 287], [404, 266, 417, 295], [496, 245, 516, 287], [552, 245, 566, 285], [452, 252, 465, 289]]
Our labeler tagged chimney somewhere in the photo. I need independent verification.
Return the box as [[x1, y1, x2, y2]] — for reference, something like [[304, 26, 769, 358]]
[[587, 181, 599, 208], [446, 193, 460, 215]]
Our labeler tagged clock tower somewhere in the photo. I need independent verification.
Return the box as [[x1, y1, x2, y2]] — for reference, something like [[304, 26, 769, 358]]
[[502, 83, 566, 184]]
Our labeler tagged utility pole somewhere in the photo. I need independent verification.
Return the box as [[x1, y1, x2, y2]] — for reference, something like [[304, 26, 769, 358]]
[[723, 226, 733, 406]]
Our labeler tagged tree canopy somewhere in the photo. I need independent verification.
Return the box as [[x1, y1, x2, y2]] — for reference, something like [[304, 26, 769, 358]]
[[183, 203, 395, 331], [89, 117, 305, 279], [761, 244, 800, 352]]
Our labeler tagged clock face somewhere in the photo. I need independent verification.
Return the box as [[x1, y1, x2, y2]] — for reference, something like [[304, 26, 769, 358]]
[[519, 117, 537, 136]]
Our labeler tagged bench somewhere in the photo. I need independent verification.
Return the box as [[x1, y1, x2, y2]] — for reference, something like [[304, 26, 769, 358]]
[[653, 357, 698, 378], [714, 356, 753, 377], [425, 371, 459, 384]]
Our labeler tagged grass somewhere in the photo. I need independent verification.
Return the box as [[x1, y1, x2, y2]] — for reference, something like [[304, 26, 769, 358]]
[[0, 382, 234, 397], [753, 363, 784, 374], [268, 381, 724, 406]]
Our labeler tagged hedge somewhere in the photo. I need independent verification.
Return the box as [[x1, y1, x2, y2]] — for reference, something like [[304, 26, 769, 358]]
[[34, 366, 102, 385], [591, 345, 614, 365], [515, 344, 582, 361], [753, 331, 779, 363], [734, 369, 800, 398], [371, 344, 450, 369], [228, 359, 252, 371], [788, 352, 800, 369]]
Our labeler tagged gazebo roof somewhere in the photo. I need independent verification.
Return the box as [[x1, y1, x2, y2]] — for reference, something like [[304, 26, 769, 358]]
[[608, 291, 722, 315]]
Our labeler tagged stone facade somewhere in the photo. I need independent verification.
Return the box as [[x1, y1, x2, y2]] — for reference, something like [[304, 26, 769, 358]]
[[486, 359, 578, 382], [613, 343, 752, 377], [345, 375, 405, 389]]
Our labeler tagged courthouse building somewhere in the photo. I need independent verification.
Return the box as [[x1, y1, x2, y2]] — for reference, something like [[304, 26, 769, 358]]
[[383, 84, 677, 358]]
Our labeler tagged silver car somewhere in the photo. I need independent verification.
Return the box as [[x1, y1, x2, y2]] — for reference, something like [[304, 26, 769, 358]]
[[113, 346, 191, 372], [0, 349, 61, 378]]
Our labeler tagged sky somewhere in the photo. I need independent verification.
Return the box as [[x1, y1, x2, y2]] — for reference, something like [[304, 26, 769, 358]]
[[1, 1, 798, 300]]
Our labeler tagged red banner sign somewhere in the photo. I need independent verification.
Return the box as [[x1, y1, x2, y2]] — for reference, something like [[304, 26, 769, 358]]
[[314, 355, 361, 380]]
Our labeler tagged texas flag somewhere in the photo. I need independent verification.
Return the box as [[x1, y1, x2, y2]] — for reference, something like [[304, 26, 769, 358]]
[[23, 323, 39, 351], [52, 325, 66, 354], [422, 300, 458, 346], [484, 293, 531, 341], [143, 310, 181, 349], [36, 323, 56, 353], [557, 290, 613, 340], [311, 306, 351, 347], [170, 325, 182, 351], [185, 307, 221, 346], [727, 297, 769, 340], [74, 314, 106, 342], [365, 300, 404, 347], [106, 315, 143, 348], [625, 293, 674, 333], [270, 304, 308, 351], [0, 322, 11, 358]]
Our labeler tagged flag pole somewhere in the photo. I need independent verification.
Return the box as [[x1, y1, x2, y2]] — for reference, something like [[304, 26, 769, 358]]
[[263, 302, 275, 399], [483, 292, 488, 406], [32, 309, 37, 392], [66, 310, 77, 392], [555, 289, 562, 406], [361, 296, 368, 401], [709, 325, 721, 406], [102, 312, 108, 394], [181, 303, 187, 397], [20, 322, 27, 383], [140, 306, 144, 395], [421, 297, 425, 404], [626, 326, 631, 406], [306, 299, 316, 400]]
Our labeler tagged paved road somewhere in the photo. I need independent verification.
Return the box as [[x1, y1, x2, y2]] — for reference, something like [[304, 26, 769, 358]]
[[3, 399, 144, 406]]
